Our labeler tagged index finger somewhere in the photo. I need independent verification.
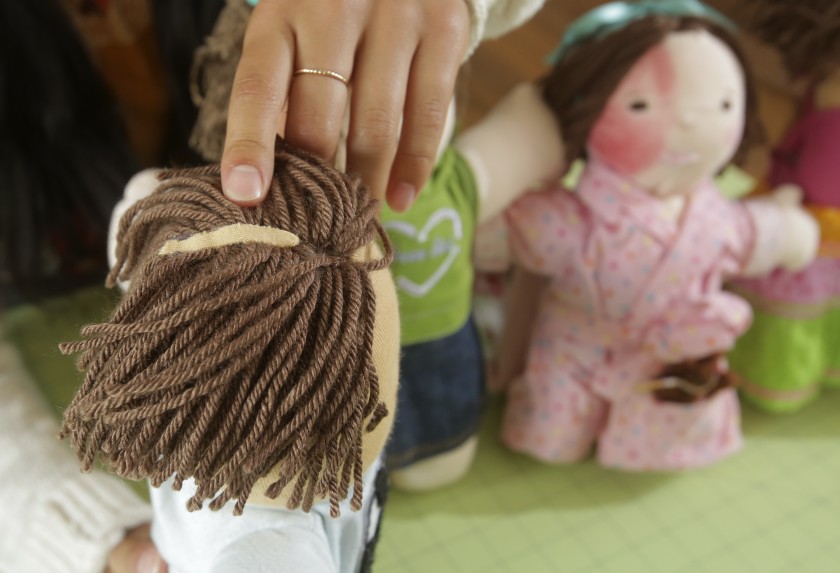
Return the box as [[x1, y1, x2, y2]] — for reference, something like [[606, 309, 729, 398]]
[[221, 0, 294, 206]]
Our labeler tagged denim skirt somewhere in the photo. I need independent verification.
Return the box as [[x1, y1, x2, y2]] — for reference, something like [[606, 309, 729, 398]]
[[385, 317, 485, 468]]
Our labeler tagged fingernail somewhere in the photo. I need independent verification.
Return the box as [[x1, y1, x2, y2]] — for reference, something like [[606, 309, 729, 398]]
[[390, 183, 417, 212], [137, 546, 163, 573], [225, 165, 263, 203]]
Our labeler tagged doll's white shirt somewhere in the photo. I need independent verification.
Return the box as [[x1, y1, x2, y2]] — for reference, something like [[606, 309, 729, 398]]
[[151, 458, 383, 573]]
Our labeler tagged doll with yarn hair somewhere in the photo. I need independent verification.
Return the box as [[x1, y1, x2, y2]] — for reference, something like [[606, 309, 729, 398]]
[[379, 90, 563, 491], [60, 141, 401, 573], [183, 0, 562, 493], [726, 0, 840, 412], [490, 0, 819, 470]]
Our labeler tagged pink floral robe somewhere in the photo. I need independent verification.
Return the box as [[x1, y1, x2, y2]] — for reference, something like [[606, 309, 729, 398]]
[[502, 160, 762, 470]]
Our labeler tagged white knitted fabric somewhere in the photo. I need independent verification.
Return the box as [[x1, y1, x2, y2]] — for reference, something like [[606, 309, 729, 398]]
[[0, 339, 151, 573], [465, 0, 545, 57]]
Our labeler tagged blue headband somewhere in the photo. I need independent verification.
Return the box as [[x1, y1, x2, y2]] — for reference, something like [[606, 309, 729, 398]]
[[547, 0, 735, 65]]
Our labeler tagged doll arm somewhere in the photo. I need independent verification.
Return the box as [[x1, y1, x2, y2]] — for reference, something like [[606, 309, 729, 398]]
[[455, 83, 565, 225], [741, 185, 820, 277], [466, 0, 546, 57], [489, 265, 548, 391], [0, 338, 151, 573], [108, 169, 161, 287]]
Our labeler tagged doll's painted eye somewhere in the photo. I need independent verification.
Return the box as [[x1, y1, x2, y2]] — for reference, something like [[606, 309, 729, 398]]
[[629, 99, 650, 112], [721, 98, 732, 111]]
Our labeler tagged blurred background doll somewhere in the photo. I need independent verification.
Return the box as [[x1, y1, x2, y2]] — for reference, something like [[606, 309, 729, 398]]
[[726, 0, 840, 413], [487, 0, 819, 471], [381, 88, 562, 491]]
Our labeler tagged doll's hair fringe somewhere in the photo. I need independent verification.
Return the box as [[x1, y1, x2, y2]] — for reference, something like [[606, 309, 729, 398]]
[[60, 143, 392, 517]]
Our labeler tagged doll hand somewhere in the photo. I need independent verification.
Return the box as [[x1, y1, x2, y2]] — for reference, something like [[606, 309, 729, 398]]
[[109, 169, 161, 275], [769, 184, 804, 208], [106, 524, 167, 573], [770, 185, 820, 271], [220, 0, 469, 211]]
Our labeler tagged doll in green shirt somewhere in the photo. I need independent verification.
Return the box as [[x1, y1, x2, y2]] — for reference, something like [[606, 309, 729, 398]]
[[381, 86, 563, 489]]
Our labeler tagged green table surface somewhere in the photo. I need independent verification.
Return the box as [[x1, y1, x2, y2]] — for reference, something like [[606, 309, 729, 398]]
[[5, 287, 839, 573]]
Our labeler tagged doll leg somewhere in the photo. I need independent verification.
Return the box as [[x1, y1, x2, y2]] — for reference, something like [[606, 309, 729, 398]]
[[390, 436, 479, 491], [598, 387, 742, 471], [151, 459, 386, 573], [385, 318, 484, 490], [501, 339, 608, 463]]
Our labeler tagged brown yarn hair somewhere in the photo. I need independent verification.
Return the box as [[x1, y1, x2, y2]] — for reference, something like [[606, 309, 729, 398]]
[[60, 141, 392, 517], [745, 0, 840, 79], [542, 15, 764, 168]]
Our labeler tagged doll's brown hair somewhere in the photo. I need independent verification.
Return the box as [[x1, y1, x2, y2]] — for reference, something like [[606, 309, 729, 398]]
[[543, 15, 764, 168], [60, 141, 392, 517], [745, 0, 840, 80]]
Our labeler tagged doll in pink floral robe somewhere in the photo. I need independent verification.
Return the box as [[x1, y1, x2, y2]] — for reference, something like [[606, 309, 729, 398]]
[[494, 4, 819, 470]]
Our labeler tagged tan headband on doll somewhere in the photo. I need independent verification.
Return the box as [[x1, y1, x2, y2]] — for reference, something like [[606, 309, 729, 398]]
[[158, 223, 300, 255]]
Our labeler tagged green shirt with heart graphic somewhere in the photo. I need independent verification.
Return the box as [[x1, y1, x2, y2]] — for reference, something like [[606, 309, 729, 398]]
[[381, 147, 478, 346]]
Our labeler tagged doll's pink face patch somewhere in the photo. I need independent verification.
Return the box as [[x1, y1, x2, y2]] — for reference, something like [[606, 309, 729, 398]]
[[587, 30, 747, 194], [587, 42, 675, 175]]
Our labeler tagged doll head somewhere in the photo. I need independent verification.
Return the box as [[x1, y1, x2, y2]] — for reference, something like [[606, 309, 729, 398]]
[[544, 3, 763, 195], [746, 0, 840, 81], [60, 141, 399, 517]]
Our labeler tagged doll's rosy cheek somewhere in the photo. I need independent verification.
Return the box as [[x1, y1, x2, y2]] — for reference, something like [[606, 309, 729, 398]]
[[588, 100, 668, 174], [587, 46, 673, 175]]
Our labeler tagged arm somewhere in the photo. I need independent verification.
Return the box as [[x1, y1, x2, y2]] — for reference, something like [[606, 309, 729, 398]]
[[0, 338, 152, 573], [489, 266, 548, 391], [741, 186, 820, 277], [455, 83, 565, 225]]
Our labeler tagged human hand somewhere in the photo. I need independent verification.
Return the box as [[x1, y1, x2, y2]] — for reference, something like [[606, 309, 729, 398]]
[[105, 524, 167, 573], [221, 0, 470, 211]]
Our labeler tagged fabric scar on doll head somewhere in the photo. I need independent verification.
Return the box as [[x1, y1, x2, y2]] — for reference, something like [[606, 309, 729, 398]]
[[60, 141, 397, 518], [542, 15, 764, 177]]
